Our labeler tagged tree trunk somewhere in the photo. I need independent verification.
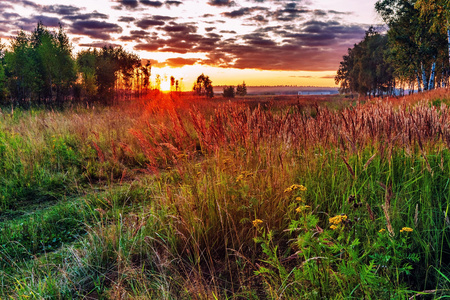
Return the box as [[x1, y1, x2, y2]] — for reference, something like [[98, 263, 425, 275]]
[[447, 26, 450, 70], [422, 63, 428, 91], [429, 61, 436, 90], [417, 72, 422, 92]]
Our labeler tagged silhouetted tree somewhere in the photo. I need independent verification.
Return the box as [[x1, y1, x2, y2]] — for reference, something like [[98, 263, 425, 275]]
[[236, 81, 247, 96], [222, 85, 235, 98], [193, 73, 214, 98]]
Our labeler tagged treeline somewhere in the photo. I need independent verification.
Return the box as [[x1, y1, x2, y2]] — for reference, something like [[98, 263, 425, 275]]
[[0, 22, 150, 107], [336, 0, 449, 96]]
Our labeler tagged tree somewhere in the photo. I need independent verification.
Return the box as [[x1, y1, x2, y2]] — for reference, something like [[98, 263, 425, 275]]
[[376, 0, 448, 90], [222, 85, 235, 98], [193, 73, 214, 98], [335, 28, 394, 96], [236, 81, 247, 96]]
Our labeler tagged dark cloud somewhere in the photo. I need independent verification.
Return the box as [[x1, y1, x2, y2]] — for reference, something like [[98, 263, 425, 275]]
[[18, 15, 62, 31], [274, 2, 310, 21], [140, 0, 163, 7], [118, 16, 136, 22], [222, 6, 268, 18], [248, 15, 268, 23], [116, 0, 139, 9], [134, 43, 160, 51], [153, 15, 176, 21], [0, 3, 14, 10], [133, 18, 366, 71], [208, 0, 235, 7], [118, 30, 149, 41], [165, 1, 182, 6], [220, 30, 237, 34], [136, 18, 165, 29], [45, 5, 81, 15], [223, 8, 251, 18], [64, 12, 109, 21], [79, 42, 121, 48], [70, 20, 123, 40], [2, 12, 20, 20], [160, 24, 197, 33]]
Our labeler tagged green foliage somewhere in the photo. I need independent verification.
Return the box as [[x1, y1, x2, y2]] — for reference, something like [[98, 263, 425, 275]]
[[222, 85, 235, 98], [335, 27, 394, 96], [76, 46, 141, 104]]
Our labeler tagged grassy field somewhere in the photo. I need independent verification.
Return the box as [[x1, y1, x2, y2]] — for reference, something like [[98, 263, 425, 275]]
[[1, 90, 450, 299]]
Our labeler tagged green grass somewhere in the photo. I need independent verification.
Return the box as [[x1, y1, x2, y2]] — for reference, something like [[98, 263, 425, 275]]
[[2, 91, 450, 299]]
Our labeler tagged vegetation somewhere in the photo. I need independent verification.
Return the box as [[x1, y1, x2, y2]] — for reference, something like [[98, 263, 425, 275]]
[[236, 81, 247, 96], [0, 22, 149, 107], [222, 85, 235, 98], [2, 89, 450, 298], [193, 73, 214, 98], [336, 0, 449, 96]]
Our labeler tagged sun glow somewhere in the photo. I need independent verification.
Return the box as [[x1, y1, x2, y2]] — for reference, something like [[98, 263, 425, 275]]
[[160, 79, 171, 92]]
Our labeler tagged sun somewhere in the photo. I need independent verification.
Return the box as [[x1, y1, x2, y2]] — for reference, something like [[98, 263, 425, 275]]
[[160, 80, 171, 92]]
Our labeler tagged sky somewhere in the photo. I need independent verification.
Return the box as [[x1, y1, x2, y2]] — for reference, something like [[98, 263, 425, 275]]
[[0, 0, 381, 90]]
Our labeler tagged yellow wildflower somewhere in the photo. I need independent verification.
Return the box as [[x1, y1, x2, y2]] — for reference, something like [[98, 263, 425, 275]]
[[329, 214, 348, 225], [330, 225, 338, 230], [252, 219, 263, 228], [236, 174, 244, 183], [379, 229, 386, 233], [284, 184, 307, 193], [400, 227, 413, 233], [295, 197, 303, 202], [296, 205, 311, 213]]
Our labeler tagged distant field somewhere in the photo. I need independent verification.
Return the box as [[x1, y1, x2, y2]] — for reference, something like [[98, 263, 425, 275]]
[[213, 85, 339, 95]]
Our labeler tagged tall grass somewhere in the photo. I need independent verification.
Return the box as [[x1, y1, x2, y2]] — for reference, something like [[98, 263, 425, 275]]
[[3, 90, 450, 298]]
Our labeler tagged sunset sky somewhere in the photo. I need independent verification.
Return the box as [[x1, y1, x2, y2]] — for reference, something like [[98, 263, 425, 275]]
[[0, 0, 380, 89]]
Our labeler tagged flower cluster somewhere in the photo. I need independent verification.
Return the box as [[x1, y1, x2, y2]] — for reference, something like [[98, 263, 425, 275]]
[[236, 171, 253, 183], [284, 184, 307, 193], [252, 219, 263, 228], [329, 214, 348, 225], [328, 214, 348, 230], [296, 205, 311, 213], [400, 227, 413, 233]]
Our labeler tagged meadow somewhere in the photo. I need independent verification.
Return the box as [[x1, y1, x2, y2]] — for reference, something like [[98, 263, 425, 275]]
[[1, 90, 450, 299]]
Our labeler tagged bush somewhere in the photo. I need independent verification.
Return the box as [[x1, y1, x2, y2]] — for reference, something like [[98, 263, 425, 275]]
[[222, 86, 235, 98]]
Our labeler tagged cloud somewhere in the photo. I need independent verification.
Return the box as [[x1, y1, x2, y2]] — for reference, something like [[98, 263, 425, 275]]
[[134, 43, 161, 51], [118, 29, 149, 41], [70, 20, 123, 40], [79, 42, 121, 48], [45, 5, 81, 15], [140, 0, 163, 7], [321, 75, 336, 79], [222, 8, 252, 18], [154, 57, 199, 67], [160, 23, 197, 33], [118, 16, 136, 22], [115, 0, 139, 9], [2, 12, 20, 20], [136, 19, 166, 29], [208, 0, 235, 7], [165, 1, 182, 6], [17, 15, 62, 30], [64, 12, 109, 21]]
